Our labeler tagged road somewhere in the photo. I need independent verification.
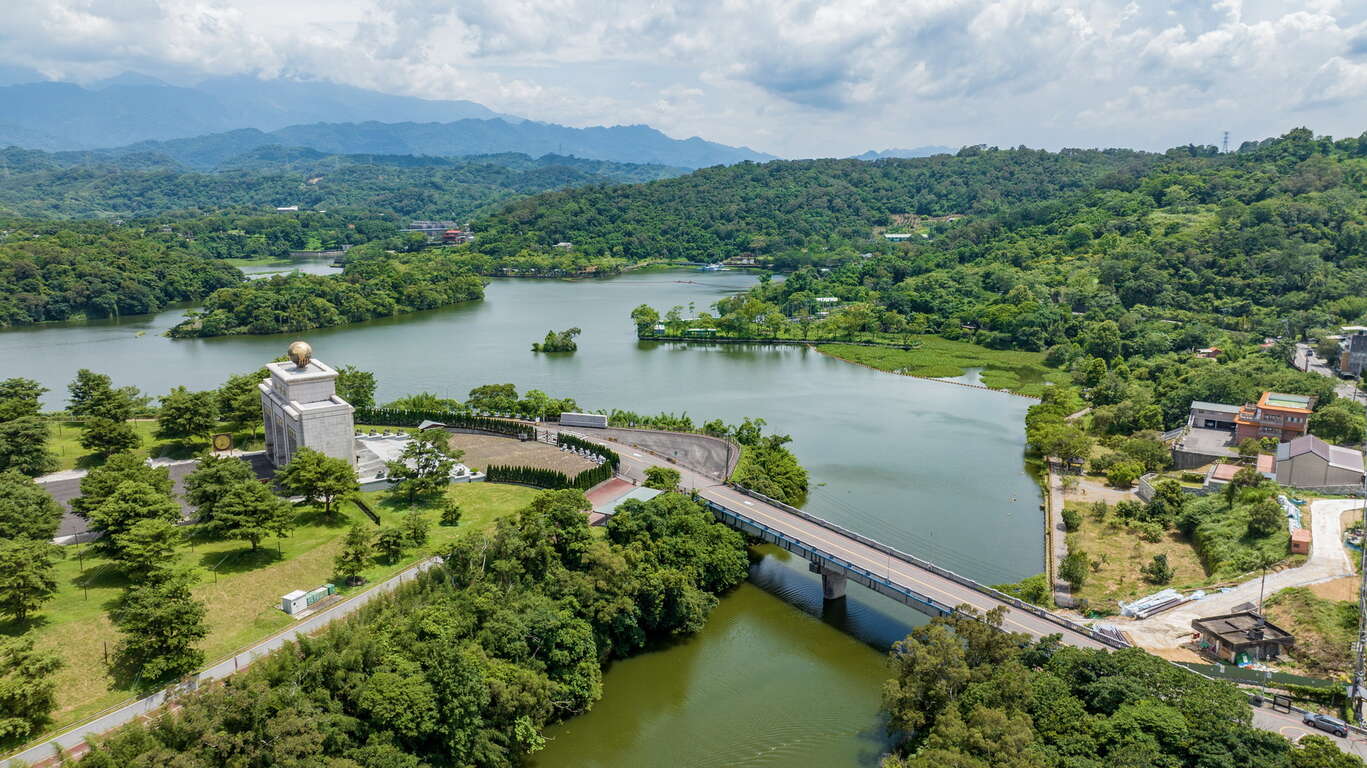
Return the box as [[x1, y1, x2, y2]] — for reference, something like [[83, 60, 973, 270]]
[[1253, 706, 1367, 758], [1295, 343, 1364, 401], [2, 558, 438, 768], [565, 428, 1112, 650]]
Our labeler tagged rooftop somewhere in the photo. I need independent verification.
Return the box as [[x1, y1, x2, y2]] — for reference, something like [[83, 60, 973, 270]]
[[1259, 392, 1314, 412], [1191, 400, 1241, 414], [1276, 434, 1365, 472], [1191, 612, 1294, 647]]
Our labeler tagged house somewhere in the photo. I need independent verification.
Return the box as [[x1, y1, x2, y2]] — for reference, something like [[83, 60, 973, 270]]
[[1192, 612, 1294, 663], [554, 242, 574, 249], [1196, 347, 1222, 359], [883, 232, 915, 241], [275, 205, 299, 212], [1290, 528, 1312, 555], [1234, 392, 1315, 443], [1205, 455, 1275, 488], [1338, 326, 1367, 377], [1275, 434, 1365, 489], [1189, 401, 1240, 431], [814, 296, 839, 304]]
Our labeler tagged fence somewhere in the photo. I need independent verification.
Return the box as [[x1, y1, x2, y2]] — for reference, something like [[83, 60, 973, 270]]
[[355, 408, 534, 439], [724, 485, 1129, 649]]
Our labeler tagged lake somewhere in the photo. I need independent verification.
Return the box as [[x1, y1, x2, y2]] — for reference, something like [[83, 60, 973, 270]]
[[1, 268, 1042, 766]]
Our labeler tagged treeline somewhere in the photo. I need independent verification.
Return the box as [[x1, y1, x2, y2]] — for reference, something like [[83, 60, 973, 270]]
[[556, 433, 620, 469], [0, 146, 683, 220], [74, 490, 749, 768], [485, 462, 614, 490], [881, 607, 1359, 767], [467, 147, 1153, 263], [0, 225, 241, 326], [170, 246, 486, 337]]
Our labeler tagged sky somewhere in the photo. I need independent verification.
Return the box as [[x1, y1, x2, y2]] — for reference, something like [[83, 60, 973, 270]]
[[1, 0, 1365, 158]]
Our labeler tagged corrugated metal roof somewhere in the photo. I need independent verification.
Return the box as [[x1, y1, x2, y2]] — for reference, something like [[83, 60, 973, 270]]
[[1190, 400, 1241, 414]]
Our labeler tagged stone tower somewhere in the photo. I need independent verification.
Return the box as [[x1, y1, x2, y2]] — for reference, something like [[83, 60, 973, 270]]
[[258, 342, 356, 468]]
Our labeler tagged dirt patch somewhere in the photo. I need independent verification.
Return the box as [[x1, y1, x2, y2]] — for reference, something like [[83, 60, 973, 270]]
[[447, 433, 594, 475], [1146, 645, 1206, 664], [1310, 576, 1359, 602]]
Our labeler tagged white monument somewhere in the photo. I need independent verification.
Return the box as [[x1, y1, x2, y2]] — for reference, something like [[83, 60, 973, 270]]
[[259, 341, 356, 468]]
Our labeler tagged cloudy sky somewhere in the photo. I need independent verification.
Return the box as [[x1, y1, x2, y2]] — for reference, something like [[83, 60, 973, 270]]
[[2, 0, 1365, 157]]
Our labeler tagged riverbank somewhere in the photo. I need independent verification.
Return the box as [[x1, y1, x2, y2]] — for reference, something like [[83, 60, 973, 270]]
[[813, 338, 1064, 397]]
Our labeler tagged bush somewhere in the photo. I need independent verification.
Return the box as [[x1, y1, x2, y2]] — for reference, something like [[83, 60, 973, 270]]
[[439, 500, 462, 526], [1130, 520, 1165, 543], [1106, 460, 1144, 488], [1089, 500, 1110, 520], [1088, 452, 1120, 474], [991, 573, 1053, 607], [1141, 553, 1174, 584], [1061, 506, 1082, 532], [1188, 496, 1290, 577], [1114, 499, 1144, 521], [1180, 472, 1205, 484], [1247, 497, 1284, 537]]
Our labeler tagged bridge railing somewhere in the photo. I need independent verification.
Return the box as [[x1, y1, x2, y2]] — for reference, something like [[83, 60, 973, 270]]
[[725, 485, 1129, 650], [704, 501, 957, 618]]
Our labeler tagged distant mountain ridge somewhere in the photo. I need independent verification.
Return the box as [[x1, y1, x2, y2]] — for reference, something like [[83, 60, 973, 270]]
[[852, 146, 956, 160], [0, 74, 775, 168]]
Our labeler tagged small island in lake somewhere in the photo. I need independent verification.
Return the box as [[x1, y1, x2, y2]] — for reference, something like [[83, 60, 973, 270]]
[[532, 327, 581, 353]]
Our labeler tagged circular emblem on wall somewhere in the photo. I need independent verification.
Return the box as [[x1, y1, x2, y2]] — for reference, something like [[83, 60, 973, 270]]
[[212, 433, 233, 452]]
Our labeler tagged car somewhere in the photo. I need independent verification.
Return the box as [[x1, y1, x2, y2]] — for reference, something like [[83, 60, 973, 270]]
[[1303, 712, 1349, 737]]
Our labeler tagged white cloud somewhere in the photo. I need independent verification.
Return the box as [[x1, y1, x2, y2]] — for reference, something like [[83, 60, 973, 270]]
[[0, 0, 1364, 156]]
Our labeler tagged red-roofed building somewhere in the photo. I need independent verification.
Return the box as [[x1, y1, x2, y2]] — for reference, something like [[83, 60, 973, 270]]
[[1234, 392, 1315, 443]]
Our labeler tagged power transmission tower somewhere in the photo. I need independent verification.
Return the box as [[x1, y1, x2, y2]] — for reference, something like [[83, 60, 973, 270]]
[[1222, 131, 1229, 154], [1352, 485, 1367, 721]]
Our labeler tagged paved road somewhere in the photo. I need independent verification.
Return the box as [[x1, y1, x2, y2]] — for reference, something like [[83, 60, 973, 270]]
[[1295, 343, 1364, 401], [1125, 498, 1360, 648], [1253, 706, 1367, 758], [2, 558, 438, 768], [563, 428, 1111, 650]]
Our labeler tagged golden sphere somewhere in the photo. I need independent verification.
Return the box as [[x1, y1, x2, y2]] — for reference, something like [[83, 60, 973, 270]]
[[287, 341, 313, 368]]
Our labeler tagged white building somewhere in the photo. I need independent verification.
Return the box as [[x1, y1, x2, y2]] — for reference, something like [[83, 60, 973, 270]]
[[259, 354, 356, 468]]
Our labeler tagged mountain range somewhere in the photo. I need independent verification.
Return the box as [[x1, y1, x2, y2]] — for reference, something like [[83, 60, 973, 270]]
[[0, 74, 775, 169]]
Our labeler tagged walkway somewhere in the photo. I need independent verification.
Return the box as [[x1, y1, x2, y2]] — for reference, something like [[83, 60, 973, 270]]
[[562, 428, 1116, 650], [1124, 498, 1360, 649], [2, 558, 440, 768]]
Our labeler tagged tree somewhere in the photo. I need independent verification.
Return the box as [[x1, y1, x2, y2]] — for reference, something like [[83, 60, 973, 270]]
[[216, 370, 265, 435], [113, 571, 207, 682], [630, 304, 660, 335], [68, 369, 134, 421], [1141, 553, 1174, 584], [1247, 497, 1284, 537], [643, 466, 681, 491], [0, 378, 44, 422], [1224, 465, 1266, 503], [0, 470, 63, 542], [1105, 460, 1144, 489], [78, 417, 140, 457], [183, 453, 256, 523], [1310, 400, 1366, 444], [466, 383, 518, 413], [335, 523, 375, 585], [1039, 424, 1092, 466], [71, 452, 172, 519], [1060, 551, 1088, 588], [440, 499, 462, 526], [1061, 506, 1081, 532], [1238, 438, 1263, 458], [402, 508, 431, 547], [336, 365, 377, 409], [155, 386, 219, 444], [212, 481, 294, 550], [1083, 321, 1121, 362], [0, 417, 56, 477], [114, 518, 184, 583], [0, 635, 62, 743], [87, 481, 181, 558], [0, 539, 61, 623], [276, 447, 358, 516], [376, 526, 406, 564], [386, 429, 459, 502]]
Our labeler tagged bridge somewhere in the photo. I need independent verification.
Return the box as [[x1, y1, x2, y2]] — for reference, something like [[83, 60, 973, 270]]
[[568, 428, 1125, 651]]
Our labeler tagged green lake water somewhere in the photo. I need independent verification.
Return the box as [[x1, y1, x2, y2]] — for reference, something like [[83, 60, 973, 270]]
[[1, 268, 1042, 767]]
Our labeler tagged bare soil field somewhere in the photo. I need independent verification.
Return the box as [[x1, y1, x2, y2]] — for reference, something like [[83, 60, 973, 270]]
[[447, 433, 595, 474]]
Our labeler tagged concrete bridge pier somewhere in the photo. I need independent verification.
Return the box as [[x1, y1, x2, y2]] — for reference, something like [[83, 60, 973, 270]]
[[821, 571, 847, 601]]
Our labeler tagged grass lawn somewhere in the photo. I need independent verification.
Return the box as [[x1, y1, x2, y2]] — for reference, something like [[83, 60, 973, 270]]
[[45, 420, 265, 472], [2, 481, 539, 746], [1264, 584, 1358, 676], [1064, 501, 1211, 612], [817, 336, 1069, 396]]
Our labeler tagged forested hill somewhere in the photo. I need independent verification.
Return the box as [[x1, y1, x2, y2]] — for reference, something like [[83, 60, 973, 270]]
[[467, 147, 1156, 262], [0, 148, 684, 219]]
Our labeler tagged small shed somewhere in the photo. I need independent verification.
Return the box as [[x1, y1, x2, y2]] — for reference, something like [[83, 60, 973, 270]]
[[1291, 528, 1312, 555], [1191, 612, 1295, 663], [281, 590, 309, 615]]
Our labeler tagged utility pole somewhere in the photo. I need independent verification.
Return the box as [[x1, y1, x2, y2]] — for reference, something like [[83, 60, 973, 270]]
[[1222, 131, 1230, 154], [1352, 482, 1367, 722]]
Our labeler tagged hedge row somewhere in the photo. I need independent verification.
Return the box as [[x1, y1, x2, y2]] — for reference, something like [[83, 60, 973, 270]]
[[485, 462, 615, 490], [556, 433, 620, 470], [355, 408, 535, 439]]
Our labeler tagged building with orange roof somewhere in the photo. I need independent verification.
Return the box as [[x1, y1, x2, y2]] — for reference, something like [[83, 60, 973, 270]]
[[1234, 391, 1314, 443]]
